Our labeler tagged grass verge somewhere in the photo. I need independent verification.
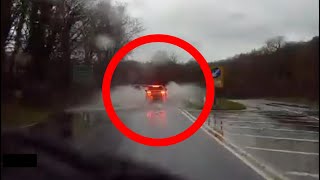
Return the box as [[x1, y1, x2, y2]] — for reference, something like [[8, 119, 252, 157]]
[[1, 103, 52, 128], [185, 98, 246, 110]]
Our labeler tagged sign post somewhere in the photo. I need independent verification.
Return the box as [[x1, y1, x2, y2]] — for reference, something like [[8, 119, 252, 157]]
[[210, 66, 224, 106], [211, 66, 224, 88]]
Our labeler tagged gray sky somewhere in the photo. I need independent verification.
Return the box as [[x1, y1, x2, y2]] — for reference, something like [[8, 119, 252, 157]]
[[117, 0, 319, 62]]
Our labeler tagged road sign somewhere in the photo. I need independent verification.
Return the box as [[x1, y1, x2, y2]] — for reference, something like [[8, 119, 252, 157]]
[[212, 67, 221, 78], [210, 65, 224, 88]]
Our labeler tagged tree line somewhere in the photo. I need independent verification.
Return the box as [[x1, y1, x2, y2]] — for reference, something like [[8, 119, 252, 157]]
[[1, 0, 318, 105], [215, 36, 319, 100], [1, 0, 143, 105], [112, 36, 319, 101]]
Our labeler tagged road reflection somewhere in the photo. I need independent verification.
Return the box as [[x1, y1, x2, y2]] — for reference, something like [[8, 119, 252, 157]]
[[146, 110, 167, 127]]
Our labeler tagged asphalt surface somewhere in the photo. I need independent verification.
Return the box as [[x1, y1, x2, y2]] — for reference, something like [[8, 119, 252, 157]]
[[3, 103, 264, 180], [3, 99, 317, 180], [188, 99, 319, 180], [72, 104, 263, 180]]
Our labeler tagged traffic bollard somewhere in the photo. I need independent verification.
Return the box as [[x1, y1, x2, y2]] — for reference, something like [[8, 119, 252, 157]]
[[220, 121, 224, 136]]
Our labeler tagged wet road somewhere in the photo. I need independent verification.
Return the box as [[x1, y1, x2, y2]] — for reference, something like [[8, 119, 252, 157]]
[[188, 99, 319, 180], [72, 105, 263, 180], [2, 104, 264, 180], [3, 99, 317, 180]]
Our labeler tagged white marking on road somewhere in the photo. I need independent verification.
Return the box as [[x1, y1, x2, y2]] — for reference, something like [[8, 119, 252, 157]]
[[20, 122, 41, 128], [65, 107, 105, 112], [227, 126, 319, 134], [65, 106, 136, 112], [226, 132, 319, 143], [280, 107, 319, 121], [180, 109, 288, 180], [184, 109, 245, 113], [248, 119, 319, 123], [189, 113, 319, 124], [246, 146, 319, 156], [225, 120, 319, 128], [271, 119, 319, 123], [286, 171, 319, 179], [223, 117, 320, 123], [309, 116, 319, 121], [216, 116, 318, 121]]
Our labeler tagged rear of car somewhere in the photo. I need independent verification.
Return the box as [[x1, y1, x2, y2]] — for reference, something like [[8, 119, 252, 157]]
[[145, 85, 167, 103]]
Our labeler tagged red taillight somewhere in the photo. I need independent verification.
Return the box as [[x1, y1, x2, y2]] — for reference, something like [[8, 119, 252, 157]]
[[147, 90, 152, 95], [161, 90, 166, 95]]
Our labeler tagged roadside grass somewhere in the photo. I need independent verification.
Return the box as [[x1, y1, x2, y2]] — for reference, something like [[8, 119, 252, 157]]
[[185, 98, 246, 110], [1, 103, 52, 128]]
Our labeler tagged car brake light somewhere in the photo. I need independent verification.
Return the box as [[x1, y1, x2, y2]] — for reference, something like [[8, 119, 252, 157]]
[[161, 90, 166, 95], [147, 90, 152, 95]]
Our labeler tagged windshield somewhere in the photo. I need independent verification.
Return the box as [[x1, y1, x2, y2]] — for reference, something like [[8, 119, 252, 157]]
[[1, 0, 319, 180]]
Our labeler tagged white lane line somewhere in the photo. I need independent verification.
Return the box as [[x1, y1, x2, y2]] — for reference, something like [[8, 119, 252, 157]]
[[227, 126, 319, 134], [179, 111, 270, 180], [257, 119, 319, 123], [280, 107, 319, 121], [286, 171, 319, 179], [19, 122, 41, 128], [180, 109, 288, 180], [308, 116, 319, 121], [222, 117, 319, 123], [65, 107, 105, 112], [185, 111, 318, 122], [226, 132, 319, 143], [65, 107, 136, 112], [246, 146, 319, 156], [225, 121, 319, 128]]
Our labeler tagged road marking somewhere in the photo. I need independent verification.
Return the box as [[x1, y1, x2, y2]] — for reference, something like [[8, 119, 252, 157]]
[[227, 126, 319, 134], [65, 107, 105, 112], [180, 109, 288, 180], [189, 113, 318, 123], [308, 116, 319, 121], [225, 120, 319, 128], [246, 146, 319, 156], [226, 132, 319, 143], [258, 119, 319, 123], [224, 118, 320, 123], [20, 122, 41, 128], [286, 171, 319, 179], [184, 109, 245, 113], [279, 107, 319, 121], [65, 106, 137, 112]]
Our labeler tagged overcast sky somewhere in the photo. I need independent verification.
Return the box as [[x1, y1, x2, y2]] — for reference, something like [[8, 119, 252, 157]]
[[117, 0, 319, 62]]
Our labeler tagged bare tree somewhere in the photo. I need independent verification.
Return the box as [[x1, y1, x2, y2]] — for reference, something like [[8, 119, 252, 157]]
[[2, 0, 144, 93], [169, 51, 179, 64], [265, 36, 285, 53]]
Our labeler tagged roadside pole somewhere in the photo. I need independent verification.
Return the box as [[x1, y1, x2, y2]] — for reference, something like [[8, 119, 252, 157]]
[[210, 65, 224, 135], [211, 66, 224, 108]]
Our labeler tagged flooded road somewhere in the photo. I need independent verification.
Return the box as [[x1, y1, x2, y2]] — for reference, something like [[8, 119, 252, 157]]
[[2, 99, 318, 180], [2, 104, 263, 180], [187, 99, 319, 180]]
